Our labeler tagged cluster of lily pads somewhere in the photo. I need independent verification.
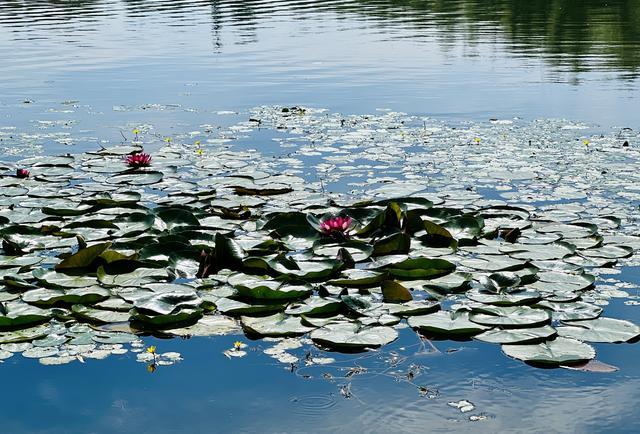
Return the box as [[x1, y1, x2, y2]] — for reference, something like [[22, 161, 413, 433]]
[[0, 132, 638, 368]]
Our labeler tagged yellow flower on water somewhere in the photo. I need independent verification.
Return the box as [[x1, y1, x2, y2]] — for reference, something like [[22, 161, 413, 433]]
[[147, 345, 156, 354], [474, 137, 481, 144], [583, 139, 590, 146], [132, 128, 140, 135], [196, 149, 204, 156], [164, 137, 172, 143], [233, 341, 243, 350], [195, 140, 201, 146]]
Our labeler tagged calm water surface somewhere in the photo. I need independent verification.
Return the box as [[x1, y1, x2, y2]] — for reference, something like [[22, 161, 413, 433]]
[[1, 2, 640, 433], [1, 0, 639, 130]]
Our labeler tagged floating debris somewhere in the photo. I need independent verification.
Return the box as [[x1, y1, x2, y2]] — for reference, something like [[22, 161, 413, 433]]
[[448, 400, 475, 413]]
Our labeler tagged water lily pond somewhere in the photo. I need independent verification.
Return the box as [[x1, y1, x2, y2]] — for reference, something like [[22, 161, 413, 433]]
[[2, 1, 640, 433], [2, 107, 640, 432]]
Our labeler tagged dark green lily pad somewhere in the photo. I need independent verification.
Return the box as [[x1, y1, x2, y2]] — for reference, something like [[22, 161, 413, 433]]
[[285, 297, 342, 316], [228, 273, 312, 300]]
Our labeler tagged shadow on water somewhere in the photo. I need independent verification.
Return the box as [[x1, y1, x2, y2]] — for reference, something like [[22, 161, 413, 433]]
[[1, 0, 640, 76]]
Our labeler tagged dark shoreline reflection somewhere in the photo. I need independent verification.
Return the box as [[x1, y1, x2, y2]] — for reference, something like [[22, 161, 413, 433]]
[[1, 0, 639, 77]]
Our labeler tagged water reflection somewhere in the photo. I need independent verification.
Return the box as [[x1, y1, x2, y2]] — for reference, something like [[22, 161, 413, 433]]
[[1, 0, 639, 75]]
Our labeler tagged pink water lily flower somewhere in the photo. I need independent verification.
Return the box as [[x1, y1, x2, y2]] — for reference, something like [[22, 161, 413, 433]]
[[319, 216, 353, 237], [125, 152, 152, 168], [16, 168, 30, 178]]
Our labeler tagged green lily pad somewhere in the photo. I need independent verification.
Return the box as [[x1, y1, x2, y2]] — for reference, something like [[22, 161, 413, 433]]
[[502, 337, 596, 365], [328, 269, 387, 287], [459, 255, 526, 272], [466, 289, 542, 306], [536, 300, 603, 321], [270, 259, 342, 280], [310, 322, 398, 350], [386, 257, 455, 279], [132, 284, 201, 315], [475, 326, 557, 344], [0, 255, 43, 269], [579, 245, 633, 259], [228, 273, 312, 300], [165, 314, 240, 337], [556, 317, 640, 343], [502, 242, 575, 261], [214, 297, 284, 316], [0, 324, 49, 343], [408, 310, 490, 336], [312, 240, 373, 262], [97, 267, 171, 286], [285, 297, 342, 316], [106, 170, 163, 185], [0, 301, 52, 329], [385, 300, 440, 316], [33, 269, 99, 289], [72, 305, 131, 324], [22, 286, 110, 306], [423, 272, 472, 294], [469, 306, 551, 328], [241, 313, 314, 337], [131, 307, 203, 328]]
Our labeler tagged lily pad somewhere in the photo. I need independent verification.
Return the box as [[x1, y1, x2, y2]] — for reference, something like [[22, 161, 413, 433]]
[[556, 317, 640, 343], [106, 170, 163, 185], [536, 300, 603, 321], [466, 289, 542, 306], [241, 313, 314, 337], [328, 269, 387, 287], [469, 306, 551, 328], [408, 311, 489, 336], [502, 337, 596, 366], [310, 322, 398, 350], [0, 301, 51, 329], [97, 267, 171, 286], [228, 273, 312, 300], [165, 314, 240, 337], [33, 269, 99, 289], [22, 286, 110, 306], [475, 325, 557, 344], [285, 297, 342, 316]]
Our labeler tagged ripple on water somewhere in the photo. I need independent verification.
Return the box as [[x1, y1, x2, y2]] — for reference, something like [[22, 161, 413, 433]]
[[290, 394, 337, 418]]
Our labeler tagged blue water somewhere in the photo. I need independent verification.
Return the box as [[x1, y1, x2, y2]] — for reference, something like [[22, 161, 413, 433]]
[[3, 304, 640, 433]]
